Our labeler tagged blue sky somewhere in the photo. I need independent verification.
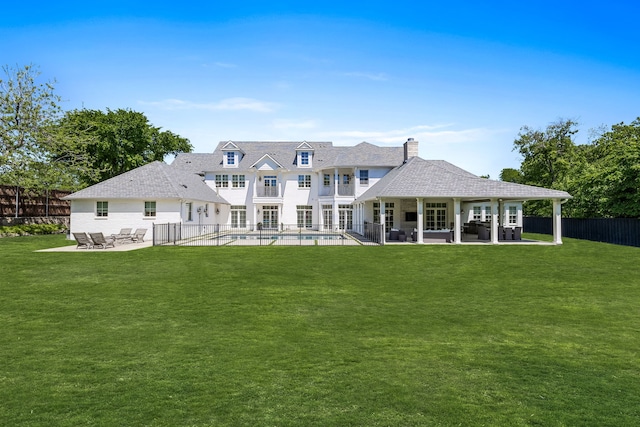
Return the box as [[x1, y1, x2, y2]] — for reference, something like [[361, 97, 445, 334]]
[[3, 1, 640, 178]]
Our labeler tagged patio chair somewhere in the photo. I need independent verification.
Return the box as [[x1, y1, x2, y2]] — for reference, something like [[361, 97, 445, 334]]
[[131, 228, 147, 243], [73, 232, 94, 249], [504, 227, 514, 240], [112, 228, 133, 244], [89, 232, 115, 249], [514, 226, 522, 240]]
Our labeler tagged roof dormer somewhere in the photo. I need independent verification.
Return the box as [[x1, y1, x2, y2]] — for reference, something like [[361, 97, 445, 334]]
[[221, 141, 244, 168], [296, 141, 314, 168]]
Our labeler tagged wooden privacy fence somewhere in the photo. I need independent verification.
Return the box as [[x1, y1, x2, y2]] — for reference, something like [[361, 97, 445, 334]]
[[524, 216, 640, 247], [0, 185, 71, 217]]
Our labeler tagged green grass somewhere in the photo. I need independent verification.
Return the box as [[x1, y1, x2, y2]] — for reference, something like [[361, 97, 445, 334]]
[[1, 235, 639, 426]]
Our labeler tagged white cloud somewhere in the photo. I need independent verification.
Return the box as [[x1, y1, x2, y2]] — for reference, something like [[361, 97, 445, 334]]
[[317, 124, 466, 145], [139, 97, 278, 113], [343, 72, 389, 81], [213, 62, 237, 68]]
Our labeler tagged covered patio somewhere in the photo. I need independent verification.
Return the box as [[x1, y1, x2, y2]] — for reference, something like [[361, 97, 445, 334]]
[[352, 157, 572, 245]]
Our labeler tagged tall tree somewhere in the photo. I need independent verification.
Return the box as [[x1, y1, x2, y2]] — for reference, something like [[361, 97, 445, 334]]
[[57, 108, 193, 185], [0, 64, 62, 188], [512, 119, 580, 216], [499, 168, 523, 183], [513, 119, 579, 189], [585, 119, 640, 218]]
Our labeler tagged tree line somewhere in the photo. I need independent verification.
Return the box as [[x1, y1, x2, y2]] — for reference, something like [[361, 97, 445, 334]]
[[0, 64, 192, 194], [501, 118, 640, 218]]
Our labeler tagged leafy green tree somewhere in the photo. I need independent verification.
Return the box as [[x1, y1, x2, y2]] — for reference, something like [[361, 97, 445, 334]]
[[584, 119, 640, 218], [512, 119, 580, 216], [0, 64, 62, 188], [499, 168, 523, 183], [514, 119, 579, 188], [57, 108, 193, 185]]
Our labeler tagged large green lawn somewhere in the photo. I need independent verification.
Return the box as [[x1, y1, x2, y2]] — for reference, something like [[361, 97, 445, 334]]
[[1, 235, 639, 426]]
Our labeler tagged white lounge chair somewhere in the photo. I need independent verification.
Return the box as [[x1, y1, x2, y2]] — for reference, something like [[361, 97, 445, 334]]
[[89, 232, 115, 249], [73, 232, 93, 249]]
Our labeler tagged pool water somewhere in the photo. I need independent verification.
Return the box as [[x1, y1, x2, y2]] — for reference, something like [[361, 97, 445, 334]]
[[225, 233, 344, 240]]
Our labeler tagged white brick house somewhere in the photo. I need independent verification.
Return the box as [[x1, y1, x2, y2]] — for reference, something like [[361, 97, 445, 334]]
[[65, 138, 572, 244]]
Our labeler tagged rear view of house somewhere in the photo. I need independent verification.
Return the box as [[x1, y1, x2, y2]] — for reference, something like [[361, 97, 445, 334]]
[[65, 138, 571, 244]]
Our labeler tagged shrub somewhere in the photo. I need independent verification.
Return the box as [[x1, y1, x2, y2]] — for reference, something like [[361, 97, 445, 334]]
[[0, 223, 67, 237]]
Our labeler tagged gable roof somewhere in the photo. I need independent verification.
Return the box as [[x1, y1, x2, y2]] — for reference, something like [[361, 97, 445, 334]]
[[221, 141, 244, 153], [63, 161, 228, 204], [355, 157, 572, 202], [296, 141, 314, 151], [171, 141, 404, 173], [250, 153, 285, 169]]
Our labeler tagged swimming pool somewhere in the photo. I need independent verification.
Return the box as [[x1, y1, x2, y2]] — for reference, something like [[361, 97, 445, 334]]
[[224, 233, 345, 240]]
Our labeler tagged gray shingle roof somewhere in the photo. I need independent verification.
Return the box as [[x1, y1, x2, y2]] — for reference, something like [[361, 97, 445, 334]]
[[63, 161, 228, 203], [355, 157, 572, 201], [171, 141, 404, 173]]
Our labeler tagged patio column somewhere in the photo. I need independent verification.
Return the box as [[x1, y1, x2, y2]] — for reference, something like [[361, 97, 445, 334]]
[[453, 198, 462, 244], [491, 199, 499, 244], [380, 198, 386, 244], [553, 199, 563, 245], [416, 198, 424, 244], [255, 205, 260, 230]]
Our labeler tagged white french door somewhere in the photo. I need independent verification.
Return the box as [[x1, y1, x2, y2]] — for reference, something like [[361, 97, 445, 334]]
[[262, 205, 278, 229]]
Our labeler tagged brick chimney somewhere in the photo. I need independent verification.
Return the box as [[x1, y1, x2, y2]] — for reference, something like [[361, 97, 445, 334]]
[[404, 138, 419, 161]]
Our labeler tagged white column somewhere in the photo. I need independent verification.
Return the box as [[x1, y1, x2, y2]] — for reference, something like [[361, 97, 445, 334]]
[[416, 198, 424, 244], [453, 198, 461, 244], [354, 167, 359, 198], [553, 199, 563, 245], [255, 205, 260, 229], [380, 198, 386, 244], [491, 199, 499, 244]]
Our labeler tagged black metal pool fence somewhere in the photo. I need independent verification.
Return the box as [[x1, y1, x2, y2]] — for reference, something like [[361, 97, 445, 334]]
[[152, 223, 383, 246]]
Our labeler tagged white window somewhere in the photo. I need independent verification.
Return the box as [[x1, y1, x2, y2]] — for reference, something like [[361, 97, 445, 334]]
[[300, 152, 309, 166], [144, 201, 156, 217], [298, 175, 311, 188], [385, 202, 394, 232], [96, 201, 108, 217], [425, 202, 447, 230], [339, 204, 353, 230], [215, 174, 229, 188], [484, 205, 492, 222], [374, 202, 394, 231], [322, 204, 333, 230], [360, 170, 369, 186], [231, 205, 246, 228], [508, 206, 518, 225], [323, 174, 331, 186], [472, 206, 482, 221], [232, 174, 245, 188], [186, 202, 193, 221], [297, 205, 313, 228], [226, 151, 235, 165], [373, 202, 380, 224]]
